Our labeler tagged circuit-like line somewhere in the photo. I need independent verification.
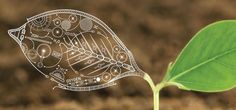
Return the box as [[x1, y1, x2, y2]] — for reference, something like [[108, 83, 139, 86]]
[[100, 39, 113, 58], [67, 52, 83, 61], [81, 32, 93, 51], [25, 36, 51, 44], [71, 56, 92, 66], [87, 63, 112, 75], [74, 35, 85, 50], [90, 34, 103, 56], [80, 60, 103, 71]]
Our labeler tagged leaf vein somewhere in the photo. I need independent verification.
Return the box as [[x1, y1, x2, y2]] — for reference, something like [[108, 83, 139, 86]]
[[170, 48, 236, 81]]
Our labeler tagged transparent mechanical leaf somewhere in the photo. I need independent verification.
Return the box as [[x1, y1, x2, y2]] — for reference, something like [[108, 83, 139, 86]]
[[8, 9, 146, 91]]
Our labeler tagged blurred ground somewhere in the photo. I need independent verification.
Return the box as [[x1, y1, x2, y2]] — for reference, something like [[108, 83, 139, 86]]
[[1, 0, 236, 110]]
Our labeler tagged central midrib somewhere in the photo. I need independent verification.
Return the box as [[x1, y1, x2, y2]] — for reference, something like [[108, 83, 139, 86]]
[[169, 48, 236, 81], [69, 47, 132, 71]]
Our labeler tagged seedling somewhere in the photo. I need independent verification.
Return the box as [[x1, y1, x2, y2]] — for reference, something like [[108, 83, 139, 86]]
[[7, 9, 236, 110]]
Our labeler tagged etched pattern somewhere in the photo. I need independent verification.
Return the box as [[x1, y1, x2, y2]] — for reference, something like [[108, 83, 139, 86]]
[[8, 9, 144, 91]]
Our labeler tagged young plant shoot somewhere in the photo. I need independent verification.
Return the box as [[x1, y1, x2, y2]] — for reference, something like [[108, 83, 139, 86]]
[[147, 20, 236, 110]]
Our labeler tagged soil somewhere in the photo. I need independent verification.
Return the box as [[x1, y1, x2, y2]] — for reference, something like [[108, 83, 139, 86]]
[[0, 0, 236, 110]]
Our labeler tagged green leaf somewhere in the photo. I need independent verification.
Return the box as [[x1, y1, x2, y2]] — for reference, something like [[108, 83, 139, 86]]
[[163, 20, 236, 92]]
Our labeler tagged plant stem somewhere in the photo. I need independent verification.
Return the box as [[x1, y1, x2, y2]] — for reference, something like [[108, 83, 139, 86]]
[[144, 74, 165, 110], [153, 90, 159, 110], [144, 74, 159, 110], [144, 74, 155, 92]]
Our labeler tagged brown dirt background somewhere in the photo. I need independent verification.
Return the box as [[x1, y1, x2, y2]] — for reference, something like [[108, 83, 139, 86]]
[[1, 0, 236, 110]]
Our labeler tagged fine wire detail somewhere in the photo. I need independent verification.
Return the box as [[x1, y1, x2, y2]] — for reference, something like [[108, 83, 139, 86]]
[[8, 9, 145, 91]]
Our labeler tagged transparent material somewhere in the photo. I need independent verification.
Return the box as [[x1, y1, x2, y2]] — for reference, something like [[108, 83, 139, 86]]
[[8, 9, 146, 91]]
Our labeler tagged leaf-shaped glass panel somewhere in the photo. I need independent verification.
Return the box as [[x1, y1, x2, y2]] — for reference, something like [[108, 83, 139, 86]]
[[8, 9, 145, 91]]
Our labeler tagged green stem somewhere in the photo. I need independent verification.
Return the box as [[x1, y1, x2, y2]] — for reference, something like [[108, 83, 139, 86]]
[[144, 74, 155, 92], [144, 74, 166, 110], [153, 90, 159, 110]]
